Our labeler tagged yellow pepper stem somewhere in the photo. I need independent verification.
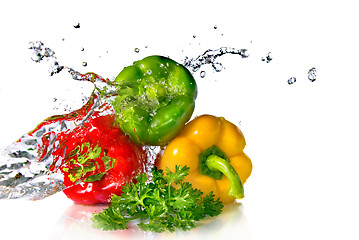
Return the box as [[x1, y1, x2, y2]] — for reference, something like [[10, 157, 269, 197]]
[[205, 155, 244, 199]]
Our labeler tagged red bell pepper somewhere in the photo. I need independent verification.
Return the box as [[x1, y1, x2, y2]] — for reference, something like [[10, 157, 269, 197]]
[[53, 115, 147, 205]]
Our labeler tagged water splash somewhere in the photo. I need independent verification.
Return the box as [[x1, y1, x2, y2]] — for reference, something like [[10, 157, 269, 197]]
[[29, 41, 64, 76], [1, 42, 115, 199], [183, 47, 249, 73], [0, 93, 104, 199], [52, 88, 90, 113], [0, 42, 166, 200]]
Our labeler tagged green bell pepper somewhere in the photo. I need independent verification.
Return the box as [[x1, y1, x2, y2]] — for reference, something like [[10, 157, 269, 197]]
[[112, 55, 197, 146]]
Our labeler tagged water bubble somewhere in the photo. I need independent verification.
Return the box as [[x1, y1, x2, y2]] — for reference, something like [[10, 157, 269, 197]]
[[200, 71, 206, 78], [308, 67, 317, 82], [73, 23, 80, 29], [261, 52, 273, 63], [287, 77, 296, 85], [82, 62, 87, 67], [134, 48, 140, 53]]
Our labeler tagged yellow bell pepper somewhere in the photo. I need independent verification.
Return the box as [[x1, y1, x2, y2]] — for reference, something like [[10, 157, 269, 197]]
[[156, 114, 252, 204]]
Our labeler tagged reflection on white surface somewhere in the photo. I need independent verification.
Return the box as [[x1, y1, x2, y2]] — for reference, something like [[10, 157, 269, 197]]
[[50, 202, 251, 240]]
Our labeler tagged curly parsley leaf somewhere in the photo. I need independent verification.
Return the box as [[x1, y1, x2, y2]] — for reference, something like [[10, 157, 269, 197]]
[[91, 165, 224, 232], [62, 142, 116, 183], [164, 165, 190, 184]]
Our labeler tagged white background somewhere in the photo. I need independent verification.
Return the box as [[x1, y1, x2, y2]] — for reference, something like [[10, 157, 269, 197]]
[[1, 0, 359, 239]]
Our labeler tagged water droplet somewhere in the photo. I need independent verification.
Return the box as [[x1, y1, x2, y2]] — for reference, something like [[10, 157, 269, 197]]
[[31, 52, 43, 62], [73, 23, 80, 29], [261, 52, 273, 63], [212, 63, 223, 72], [134, 48, 140, 53], [29, 41, 43, 50], [80, 47, 84, 51], [44, 48, 55, 58], [62, 38, 65, 41], [200, 71, 206, 78], [82, 62, 87, 67], [287, 77, 296, 85], [214, 25, 218, 29], [193, 34, 196, 38], [308, 67, 317, 82], [147, 69, 152, 74], [49, 61, 64, 76], [239, 49, 249, 58]]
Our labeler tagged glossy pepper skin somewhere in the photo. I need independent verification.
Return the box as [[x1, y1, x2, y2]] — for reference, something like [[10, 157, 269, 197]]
[[60, 115, 147, 205], [112, 55, 197, 146], [157, 114, 252, 204]]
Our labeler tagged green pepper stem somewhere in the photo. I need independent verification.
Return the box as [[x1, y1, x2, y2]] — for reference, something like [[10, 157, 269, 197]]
[[205, 155, 244, 199]]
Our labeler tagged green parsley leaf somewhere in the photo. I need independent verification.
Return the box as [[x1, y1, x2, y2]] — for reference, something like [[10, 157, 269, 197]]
[[91, 165, 224, 232], [83, 172, 105, 182], [62, 142, 116, 183], [164, 165, 190, 184]]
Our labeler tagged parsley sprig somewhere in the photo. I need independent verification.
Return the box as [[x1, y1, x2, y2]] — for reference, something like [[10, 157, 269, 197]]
[[61, 142, 115, 183], [91, 165, 223, 232]]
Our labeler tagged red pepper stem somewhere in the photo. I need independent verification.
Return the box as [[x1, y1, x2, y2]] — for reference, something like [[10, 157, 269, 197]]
[[205, 155, 244, 199]]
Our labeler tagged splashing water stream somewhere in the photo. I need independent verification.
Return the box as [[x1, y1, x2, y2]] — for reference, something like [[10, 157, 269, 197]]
[[183, 47, 249, 73]]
